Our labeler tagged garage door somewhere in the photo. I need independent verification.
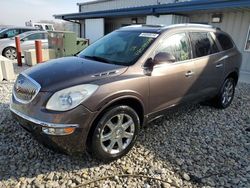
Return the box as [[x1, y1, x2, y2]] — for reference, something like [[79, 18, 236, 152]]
[[85, 18, 104, 44]]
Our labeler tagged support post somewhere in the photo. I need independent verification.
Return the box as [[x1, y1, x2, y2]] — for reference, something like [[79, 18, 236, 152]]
[[35, 40, 43, 63], [15, 36, 22, 66]]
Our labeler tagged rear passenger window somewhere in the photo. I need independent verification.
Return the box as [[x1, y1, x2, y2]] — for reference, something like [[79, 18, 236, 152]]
[[215, 33, 234, 50], [156, 33, 191, 62], [190, 32, 219, 58]]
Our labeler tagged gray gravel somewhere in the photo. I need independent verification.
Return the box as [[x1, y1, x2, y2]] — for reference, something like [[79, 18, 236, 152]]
[[0, 63, 250, 188]]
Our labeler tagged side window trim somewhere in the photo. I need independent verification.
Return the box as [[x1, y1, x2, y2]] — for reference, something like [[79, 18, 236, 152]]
[[210, 32, 223, 52], [186, 32, 194, 59]]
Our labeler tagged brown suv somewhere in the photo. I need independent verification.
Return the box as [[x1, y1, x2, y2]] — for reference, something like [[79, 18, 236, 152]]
[[10, 24, 242, 160]]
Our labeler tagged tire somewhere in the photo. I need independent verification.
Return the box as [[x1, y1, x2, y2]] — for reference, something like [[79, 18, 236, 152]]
[[90, 105, 140, 161], [3, 47, 17, 60], [212, 77, 235, 109]]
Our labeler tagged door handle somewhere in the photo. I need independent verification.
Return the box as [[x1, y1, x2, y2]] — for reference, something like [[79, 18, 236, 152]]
[[185, 71, 194, 77], [216, 63, 223, 68]]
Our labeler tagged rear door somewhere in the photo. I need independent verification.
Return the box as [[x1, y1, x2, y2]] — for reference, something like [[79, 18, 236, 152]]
[[149, 32, 197, 113], [189, 31, 225, 98]]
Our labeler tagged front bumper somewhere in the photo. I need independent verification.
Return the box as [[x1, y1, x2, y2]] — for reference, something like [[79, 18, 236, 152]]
[[10, 107, 79, 129], [10, 95, 96, 154]]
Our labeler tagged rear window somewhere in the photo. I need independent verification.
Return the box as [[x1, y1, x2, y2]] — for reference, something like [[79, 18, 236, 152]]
[[189, 32, 219, 58], [215, 33, 234, 51]]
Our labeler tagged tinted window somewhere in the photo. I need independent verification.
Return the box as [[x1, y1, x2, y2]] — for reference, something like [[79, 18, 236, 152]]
[[190, 32, 219, 58], [215, 33, 234, 50], [156, 33, 191, 62]]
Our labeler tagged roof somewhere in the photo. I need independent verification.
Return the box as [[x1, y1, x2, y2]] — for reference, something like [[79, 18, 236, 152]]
[[118, 23, 218, 33], [55, 0, 250, 20]]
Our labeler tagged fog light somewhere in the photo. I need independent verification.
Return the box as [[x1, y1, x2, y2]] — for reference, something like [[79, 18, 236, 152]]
[[42, 127, 75, 135]]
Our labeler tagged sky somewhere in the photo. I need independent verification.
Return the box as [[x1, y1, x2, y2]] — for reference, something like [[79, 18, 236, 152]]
[[0, 0, 91, 26]]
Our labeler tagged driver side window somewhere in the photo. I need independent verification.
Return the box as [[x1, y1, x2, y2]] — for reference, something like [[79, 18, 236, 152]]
[[155, 33, 191, 62]]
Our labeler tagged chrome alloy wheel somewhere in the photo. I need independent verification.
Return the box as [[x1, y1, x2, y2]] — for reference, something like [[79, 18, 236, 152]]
[[4, 48, 17, 60], [222, 79, 234, 106], [100, 114, 135, 154]]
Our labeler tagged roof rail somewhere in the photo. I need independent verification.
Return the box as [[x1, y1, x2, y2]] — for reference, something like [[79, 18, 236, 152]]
[[122, 24, 165, 29], [141, 24, 165, 27], [164, 23, 215, 29], [122, 23, 221, 31], [122, 24, 143, 28]]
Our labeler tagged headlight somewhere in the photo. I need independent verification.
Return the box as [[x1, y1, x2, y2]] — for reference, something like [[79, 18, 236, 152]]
[[46, 84, 98, 111]]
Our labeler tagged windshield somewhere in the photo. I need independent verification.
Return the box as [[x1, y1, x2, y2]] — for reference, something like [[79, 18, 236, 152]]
[[0, 28, 6, 32], [79, 31, 158, 66]]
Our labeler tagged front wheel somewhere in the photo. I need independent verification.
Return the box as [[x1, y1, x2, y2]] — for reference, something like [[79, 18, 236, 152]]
[[90, 105, 140, 161], [212, 77, 235, 109]]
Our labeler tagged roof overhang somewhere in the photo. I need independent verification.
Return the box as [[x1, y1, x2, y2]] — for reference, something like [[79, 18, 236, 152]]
[[54, 0, 250, 21]]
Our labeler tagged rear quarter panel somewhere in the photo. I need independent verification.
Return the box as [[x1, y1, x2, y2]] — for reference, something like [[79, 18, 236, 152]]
[[224, 48, 242, 81]]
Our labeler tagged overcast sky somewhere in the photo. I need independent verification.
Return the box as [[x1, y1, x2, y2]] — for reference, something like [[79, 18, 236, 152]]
[[0, 0, 91, 26]]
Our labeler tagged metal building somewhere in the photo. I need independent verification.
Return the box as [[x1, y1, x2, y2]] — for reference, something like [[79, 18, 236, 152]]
[[55, 0, 250, 83]]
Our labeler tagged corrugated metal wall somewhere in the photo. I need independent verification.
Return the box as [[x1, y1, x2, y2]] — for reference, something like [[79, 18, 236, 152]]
[[146, 14, 189, 25], [80, 0, 190, 12], [105, 17, 146, 34], [172, 15, 190, 24], [190, 10, 250, 80]]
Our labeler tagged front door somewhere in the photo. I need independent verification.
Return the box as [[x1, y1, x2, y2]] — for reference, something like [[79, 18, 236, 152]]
[[149, 32, 197, 113]]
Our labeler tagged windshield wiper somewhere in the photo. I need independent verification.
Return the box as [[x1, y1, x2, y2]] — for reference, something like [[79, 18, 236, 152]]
[[84, 55, 111, 64]]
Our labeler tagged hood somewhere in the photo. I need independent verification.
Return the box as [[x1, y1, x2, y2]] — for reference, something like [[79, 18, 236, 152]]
[[24, 56, 128, 91]]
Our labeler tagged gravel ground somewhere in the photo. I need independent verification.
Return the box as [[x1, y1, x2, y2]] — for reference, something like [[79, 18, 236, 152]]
[[0, 63, 250, 188]]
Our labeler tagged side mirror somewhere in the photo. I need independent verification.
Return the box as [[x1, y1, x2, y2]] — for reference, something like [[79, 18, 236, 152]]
[[154, 52, 176, 65], [143, 58, 154, 76]]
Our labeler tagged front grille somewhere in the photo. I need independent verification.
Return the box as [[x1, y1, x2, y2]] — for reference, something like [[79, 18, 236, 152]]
[[13, 74, 41, 104]]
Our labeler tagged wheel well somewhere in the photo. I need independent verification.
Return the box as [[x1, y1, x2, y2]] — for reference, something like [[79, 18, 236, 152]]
[[227, 71, 239, 84], [86, 98, 144, 150]]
